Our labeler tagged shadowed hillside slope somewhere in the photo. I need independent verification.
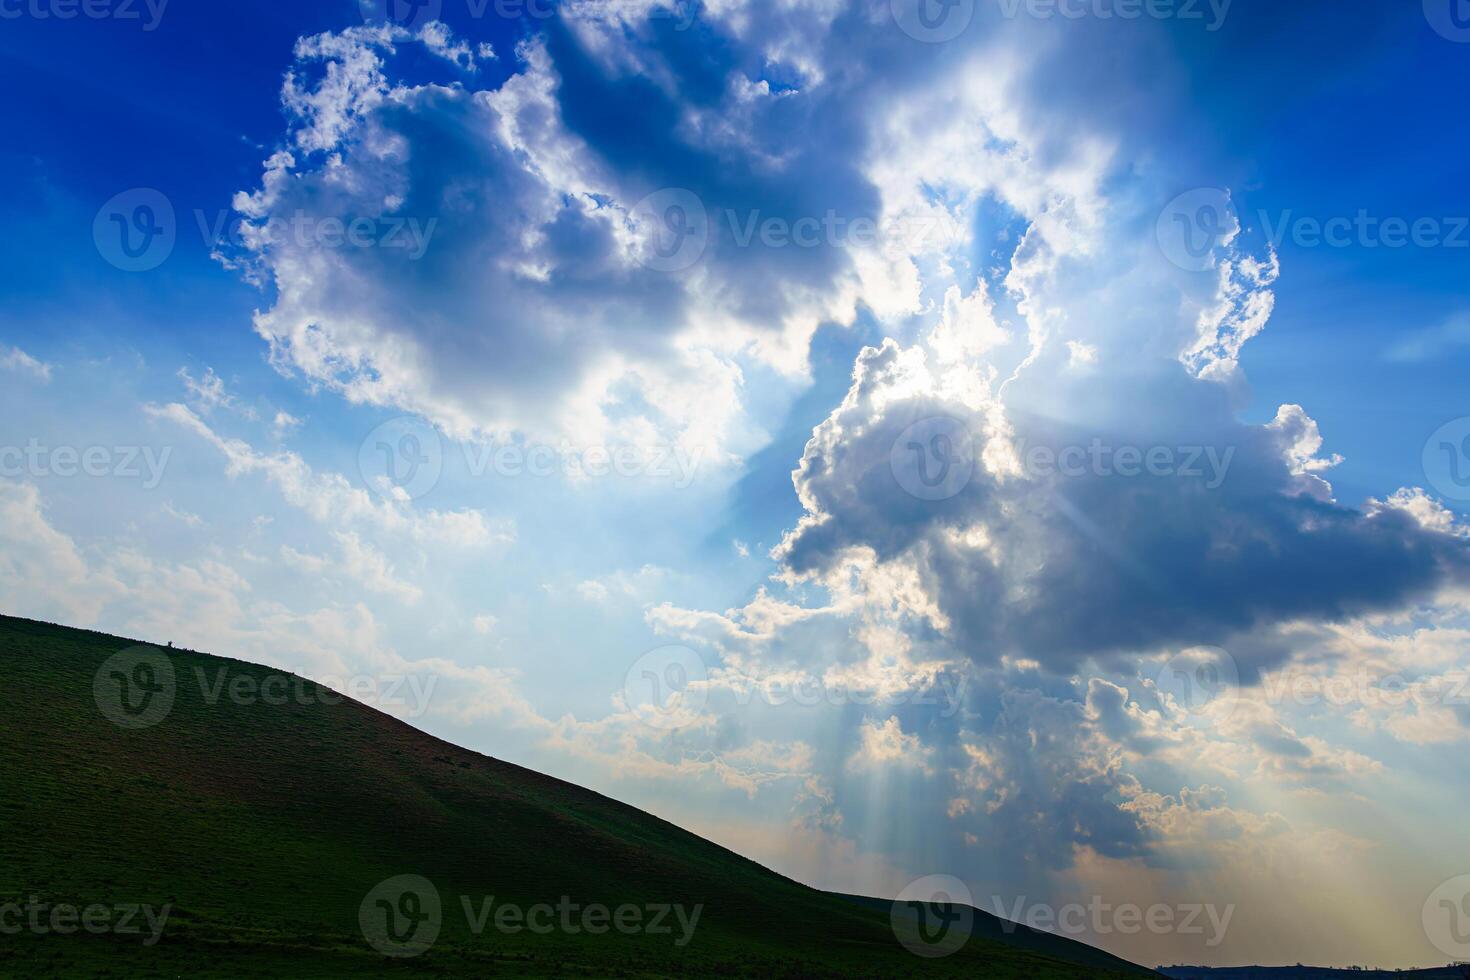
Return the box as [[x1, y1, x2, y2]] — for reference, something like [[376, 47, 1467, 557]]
[[0, 615, 1156, 977]]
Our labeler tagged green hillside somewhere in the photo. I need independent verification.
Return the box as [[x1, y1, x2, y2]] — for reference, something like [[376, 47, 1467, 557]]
[[0, 614, 1155, 978]]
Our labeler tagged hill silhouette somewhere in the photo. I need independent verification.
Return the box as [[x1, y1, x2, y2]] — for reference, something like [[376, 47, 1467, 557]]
[[0, 614, 1154, 977]]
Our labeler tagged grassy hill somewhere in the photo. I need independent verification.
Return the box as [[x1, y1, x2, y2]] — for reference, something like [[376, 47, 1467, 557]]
[[0, 614, 1155, 978]]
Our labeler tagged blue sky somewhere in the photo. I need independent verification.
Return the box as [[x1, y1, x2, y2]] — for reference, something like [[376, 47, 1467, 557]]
[[4, 0, 1470, 969]]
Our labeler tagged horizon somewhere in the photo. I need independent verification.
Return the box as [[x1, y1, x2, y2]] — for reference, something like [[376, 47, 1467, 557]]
[[3, 0, 1470, 971]]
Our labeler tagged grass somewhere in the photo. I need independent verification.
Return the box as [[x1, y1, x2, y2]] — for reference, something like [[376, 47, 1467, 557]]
[[0, 614, 1156, 978]]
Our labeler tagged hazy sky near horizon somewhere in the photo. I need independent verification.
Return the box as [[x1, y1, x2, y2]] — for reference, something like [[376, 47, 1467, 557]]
[[4, 0, 1470, 968]]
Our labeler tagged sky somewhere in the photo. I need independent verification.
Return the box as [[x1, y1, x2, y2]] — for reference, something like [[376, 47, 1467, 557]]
[[3, 0, 1470, 969]]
